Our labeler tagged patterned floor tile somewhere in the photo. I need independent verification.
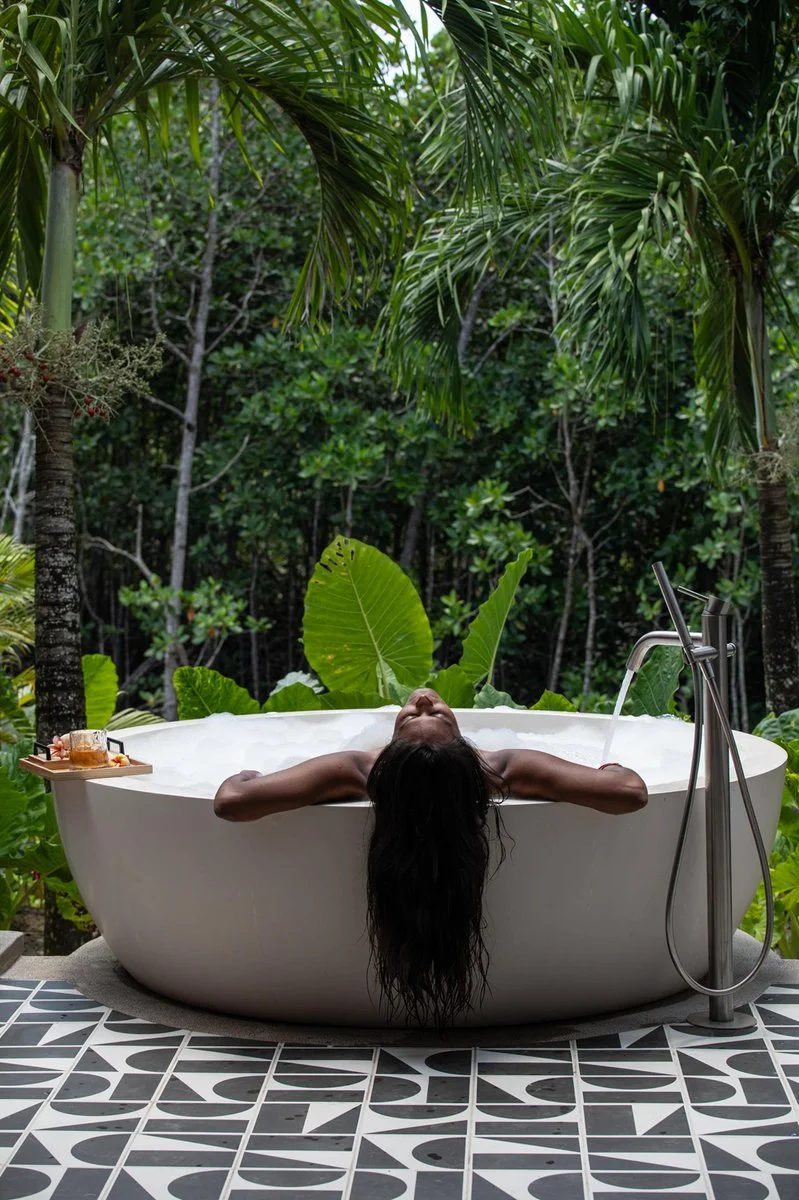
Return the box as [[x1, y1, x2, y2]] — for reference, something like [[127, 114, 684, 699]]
[[3, 985, 799, 1199]]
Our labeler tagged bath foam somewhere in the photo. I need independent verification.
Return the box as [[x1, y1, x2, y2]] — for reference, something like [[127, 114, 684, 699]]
[[113, 707, 750, 798]]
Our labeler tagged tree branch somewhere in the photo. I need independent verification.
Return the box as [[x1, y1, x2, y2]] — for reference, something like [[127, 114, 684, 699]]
[[144, 393, 184, 420], [84, 505, 154, 583], [206, 259, 265, 355], [190, 434, 250, 495]]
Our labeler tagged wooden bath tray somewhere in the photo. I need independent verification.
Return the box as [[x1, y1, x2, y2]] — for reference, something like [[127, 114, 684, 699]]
[[20, 755, 153, 782]]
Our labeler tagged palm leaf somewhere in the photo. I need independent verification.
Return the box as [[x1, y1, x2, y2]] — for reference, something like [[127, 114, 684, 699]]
[[0, 536, 34, 660], [382, 196, 541, 420], [0, 0, 419, 321]]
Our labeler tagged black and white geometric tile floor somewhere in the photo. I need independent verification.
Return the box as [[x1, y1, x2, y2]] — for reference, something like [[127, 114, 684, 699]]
[[2, 979, 799, 1200]]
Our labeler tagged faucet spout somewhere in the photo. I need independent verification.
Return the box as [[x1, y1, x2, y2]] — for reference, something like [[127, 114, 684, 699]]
[[626, 629, 702, 674]]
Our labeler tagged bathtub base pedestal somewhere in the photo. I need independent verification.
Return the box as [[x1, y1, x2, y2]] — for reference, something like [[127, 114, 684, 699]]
[[686, 1007, 756, 1032]]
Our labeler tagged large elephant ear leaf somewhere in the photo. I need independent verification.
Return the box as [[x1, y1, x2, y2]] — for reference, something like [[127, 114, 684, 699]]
[[426, 665, 475, 708], [459, 549, 533, 685], [174, 667, 259, 719], [625, 647, 683, 716], [303, 537, 433, 698], [82, 654, 118, 728]]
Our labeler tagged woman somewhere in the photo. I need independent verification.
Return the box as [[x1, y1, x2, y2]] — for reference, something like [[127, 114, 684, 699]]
[[215, 688, 647, 1027]]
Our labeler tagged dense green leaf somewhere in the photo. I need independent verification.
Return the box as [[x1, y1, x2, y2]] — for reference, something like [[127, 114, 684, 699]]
[[474, 683, 526, 709], [530, 690, 576, 712], [625, 647, 683, 717], [303, 537, 432, 698], [0, 874, 14, 928], [459, 549, 533, 685], [754, 710, 799, 742], [174, 666, 259, 720], [262, 683, 322, 713], [82, 654, 119, 729], [0, 771, 30, 859], [107, 708, 166, 730], [43, 875, 94, 931], [0, 671, 33, 742], [426, 665, 475, 708], [318, 690, 384, 709]]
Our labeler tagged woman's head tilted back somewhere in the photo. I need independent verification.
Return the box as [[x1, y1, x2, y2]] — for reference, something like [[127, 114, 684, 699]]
[[365, 689, 506, 1029]]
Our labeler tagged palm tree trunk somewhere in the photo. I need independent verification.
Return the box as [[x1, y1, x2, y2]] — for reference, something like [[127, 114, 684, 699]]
[[743, 279, 799, 713], [37, 155, 89, 954], [756, 452, 799, 713]]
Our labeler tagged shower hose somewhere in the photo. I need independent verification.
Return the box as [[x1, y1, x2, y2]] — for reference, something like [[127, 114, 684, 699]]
[[663, 623, 776, 999]]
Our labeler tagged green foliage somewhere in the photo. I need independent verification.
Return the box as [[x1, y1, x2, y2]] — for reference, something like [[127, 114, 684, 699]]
[[82, 654, 118, 729], [459, 548, 534, 685], [0, 737, 76, 930], [754, 711, 799, 743], [530, 690, 577, 713], [0, 535, 34, 662], [120, 577, 269, 667], [0, 650, 161, 932], [741, 732, 799, 955], [107, 708, 166, 730], [426, 665, 475, 708], [475, 684, 526, 710], [262, 682, 321, 713], [173, 666, 260, 720], [625, 648, 684, 718], [319, 690, 385, 709], [0, 670, 31, 744], [303, 537, 433, 698]]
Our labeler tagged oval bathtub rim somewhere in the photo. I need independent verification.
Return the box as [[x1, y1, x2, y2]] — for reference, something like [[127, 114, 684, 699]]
[[80, 708, 789, 805]]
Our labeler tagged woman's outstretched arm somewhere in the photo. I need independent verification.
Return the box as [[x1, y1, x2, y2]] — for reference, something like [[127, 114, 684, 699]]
[[486, 750, 647, 814], [214, 750, 376, 822]]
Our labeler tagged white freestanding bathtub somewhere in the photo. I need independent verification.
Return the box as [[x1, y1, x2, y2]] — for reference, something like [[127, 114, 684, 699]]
[[51, 710, 786, 1027]]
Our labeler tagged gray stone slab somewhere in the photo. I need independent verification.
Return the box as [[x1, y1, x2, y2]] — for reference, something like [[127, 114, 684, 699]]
[[4, 932, 799, 1047], [0, 930, 25, 973]]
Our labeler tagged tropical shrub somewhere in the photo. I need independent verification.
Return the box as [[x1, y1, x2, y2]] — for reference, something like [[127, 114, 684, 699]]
[[741, 710, 799, 956], [0, 535, 34, 664], [173, 536, 686, 718], [0, 654, 163, 931]]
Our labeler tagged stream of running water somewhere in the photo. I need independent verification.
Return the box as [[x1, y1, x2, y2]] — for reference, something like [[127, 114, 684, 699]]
[[600, 667, 636, 763]]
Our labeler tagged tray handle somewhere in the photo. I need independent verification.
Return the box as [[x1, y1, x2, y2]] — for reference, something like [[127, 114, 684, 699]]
[[107, 737, 125, 754], [33, 740, 52, 761]]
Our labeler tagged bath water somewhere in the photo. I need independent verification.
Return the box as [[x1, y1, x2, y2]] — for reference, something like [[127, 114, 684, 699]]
[[111, 704, 739, 798]]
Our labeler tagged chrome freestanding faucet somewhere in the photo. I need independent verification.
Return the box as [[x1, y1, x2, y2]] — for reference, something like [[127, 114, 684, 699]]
[[625, 562, 774, 1030]]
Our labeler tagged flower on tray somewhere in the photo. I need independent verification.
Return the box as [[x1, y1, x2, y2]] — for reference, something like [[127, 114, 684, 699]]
[[48, 734, 70, 760], [108, 753, 130, 767]]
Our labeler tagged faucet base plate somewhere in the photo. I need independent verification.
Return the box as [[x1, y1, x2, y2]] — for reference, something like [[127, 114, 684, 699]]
[[685, 1008, 757, 1032]]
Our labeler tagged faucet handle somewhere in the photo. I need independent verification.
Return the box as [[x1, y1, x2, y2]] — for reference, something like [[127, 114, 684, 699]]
[[676, 585, 709, 603]]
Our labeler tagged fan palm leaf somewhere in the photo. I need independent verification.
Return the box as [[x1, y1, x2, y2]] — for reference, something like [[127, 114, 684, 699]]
[[0, 535, 35, 660]]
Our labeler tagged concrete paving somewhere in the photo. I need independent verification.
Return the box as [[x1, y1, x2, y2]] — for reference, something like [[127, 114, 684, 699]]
[[5, 931, 799, 1046], [0, 931, 24, 975]]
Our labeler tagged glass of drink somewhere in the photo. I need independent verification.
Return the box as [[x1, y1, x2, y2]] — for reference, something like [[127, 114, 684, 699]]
[[68, 730, 109, 769]]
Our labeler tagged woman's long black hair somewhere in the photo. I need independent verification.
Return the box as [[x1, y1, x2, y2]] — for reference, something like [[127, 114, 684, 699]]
[[365, 735, 507, 1028]]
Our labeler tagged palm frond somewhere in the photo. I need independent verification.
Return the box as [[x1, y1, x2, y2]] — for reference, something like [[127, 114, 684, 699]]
[[0, 535, 35, 660], [418, 1, 563, 198], [0, 0, 419, 322], [382, 196, 541, 422], [693, 271, 759, 463]]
